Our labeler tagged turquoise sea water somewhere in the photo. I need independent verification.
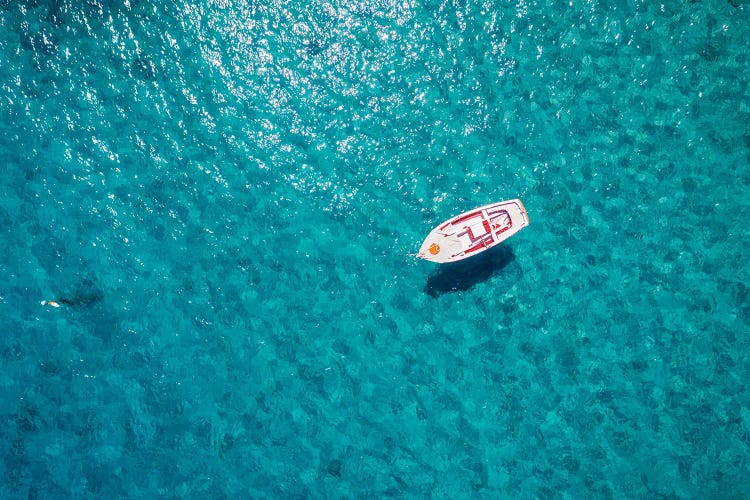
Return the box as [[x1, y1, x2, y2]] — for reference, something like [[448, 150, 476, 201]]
[[1, 0, 749, 497]]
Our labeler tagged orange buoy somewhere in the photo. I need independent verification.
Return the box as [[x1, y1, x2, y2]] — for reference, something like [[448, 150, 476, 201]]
[[429, 243, 440, 255]]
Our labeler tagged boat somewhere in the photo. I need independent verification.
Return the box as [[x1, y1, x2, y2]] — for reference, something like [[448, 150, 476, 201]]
[[417, 199, 529, 263]]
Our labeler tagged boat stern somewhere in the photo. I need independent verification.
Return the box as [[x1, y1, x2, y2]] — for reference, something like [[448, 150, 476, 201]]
[[515, 198, 530, 225]]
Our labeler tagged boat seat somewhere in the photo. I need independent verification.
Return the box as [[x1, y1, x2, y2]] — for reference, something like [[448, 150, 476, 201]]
[[491, 213, 511, 232], [467, 220, 490, 240]]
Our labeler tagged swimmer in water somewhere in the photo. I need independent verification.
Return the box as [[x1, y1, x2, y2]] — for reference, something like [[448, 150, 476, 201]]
[[41, 280, 102, 309], [41, 298, 76, 308]]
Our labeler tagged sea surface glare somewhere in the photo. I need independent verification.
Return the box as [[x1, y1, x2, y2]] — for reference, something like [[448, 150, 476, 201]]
[[1, 0, 749, 497]]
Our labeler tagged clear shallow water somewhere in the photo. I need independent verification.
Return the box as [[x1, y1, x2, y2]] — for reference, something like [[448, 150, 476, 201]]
[[1, 0, 749, 497]]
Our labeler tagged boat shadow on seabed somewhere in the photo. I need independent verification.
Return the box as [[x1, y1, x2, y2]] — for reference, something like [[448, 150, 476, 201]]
[[423, 245, 515, 297]]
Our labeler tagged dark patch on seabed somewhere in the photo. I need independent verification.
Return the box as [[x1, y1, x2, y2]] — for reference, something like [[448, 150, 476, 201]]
[[424, 245, 515, 297], [132, 56, 156, 81]]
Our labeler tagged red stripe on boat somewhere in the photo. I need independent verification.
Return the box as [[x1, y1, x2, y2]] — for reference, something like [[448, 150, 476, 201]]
[[451, 210, 482, 225]]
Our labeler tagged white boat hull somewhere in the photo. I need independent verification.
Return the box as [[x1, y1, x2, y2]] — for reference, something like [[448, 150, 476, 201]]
[[417, 199, 529, 264]]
